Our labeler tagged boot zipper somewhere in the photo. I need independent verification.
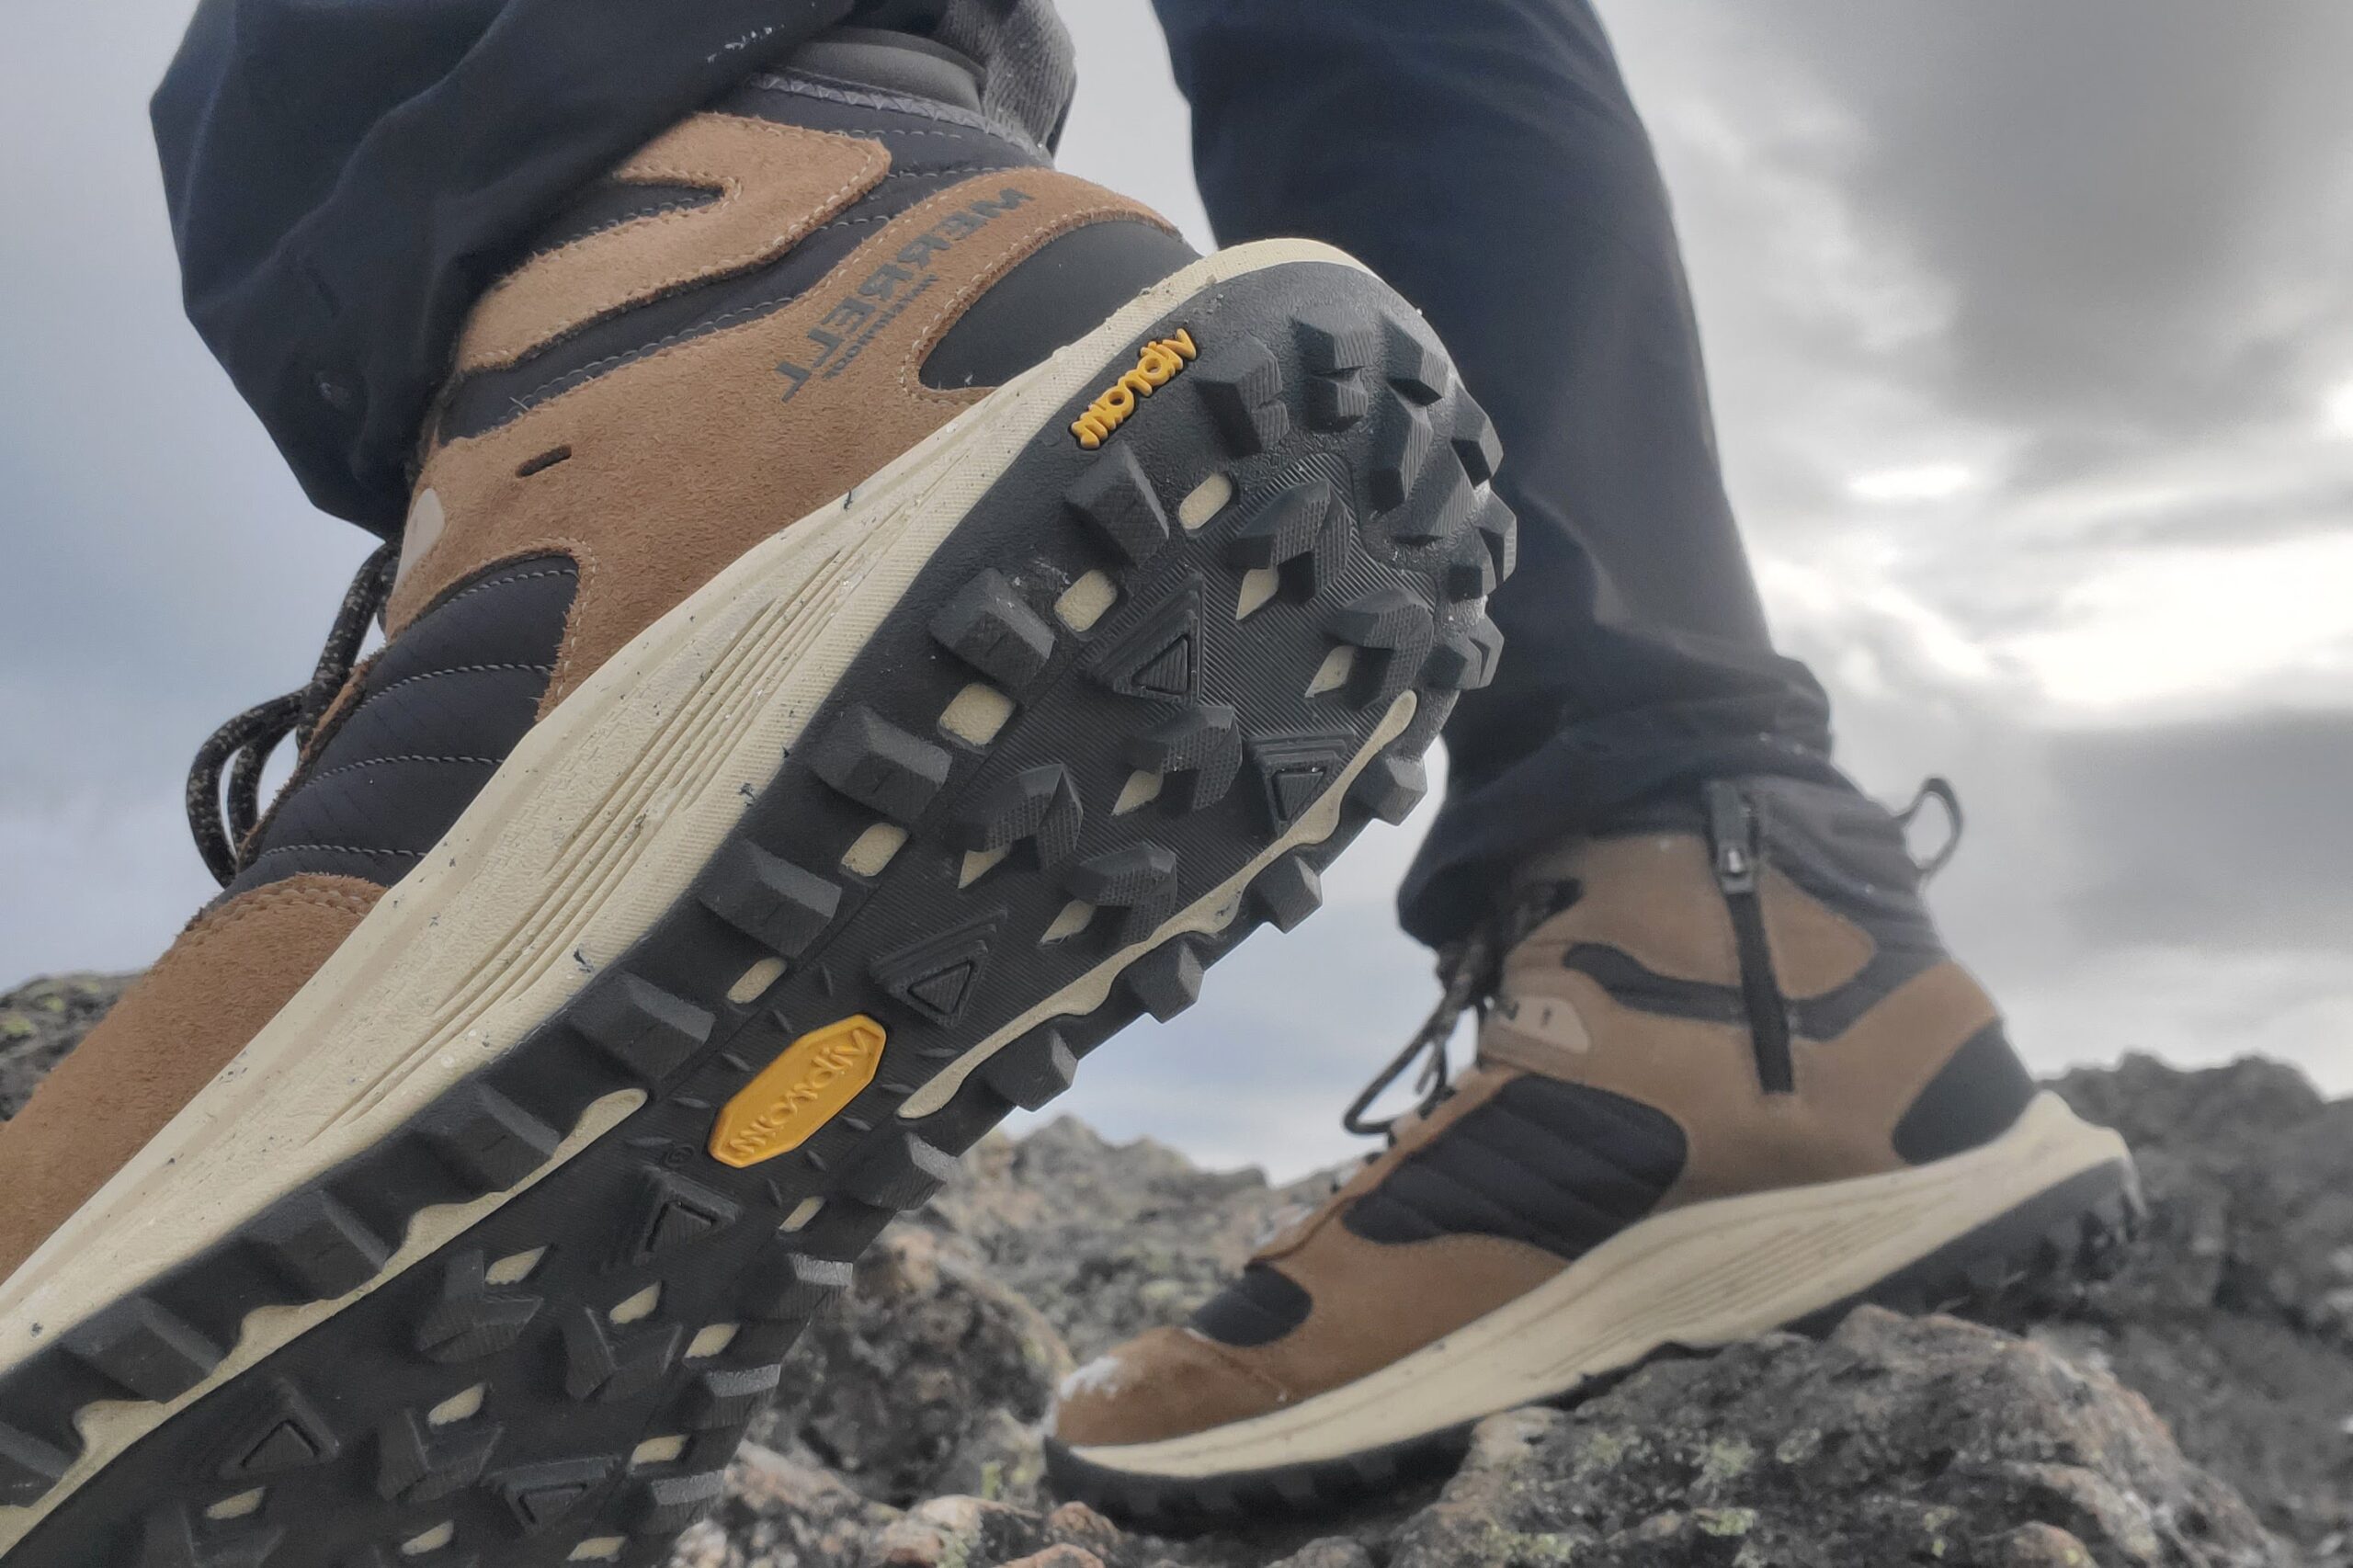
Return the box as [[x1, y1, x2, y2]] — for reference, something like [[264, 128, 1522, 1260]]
[[1704, 781, 1794, 1094]]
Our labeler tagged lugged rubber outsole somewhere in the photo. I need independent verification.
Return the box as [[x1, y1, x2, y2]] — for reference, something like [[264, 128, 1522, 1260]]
[[1043, 1152, 2145, 1528], [0, 250, 1514, 1567]]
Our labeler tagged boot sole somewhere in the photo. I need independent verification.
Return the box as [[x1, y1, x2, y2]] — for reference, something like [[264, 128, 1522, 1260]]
[[0, 241, 1513, 1566], [1046, 1092, 2141, 1522]]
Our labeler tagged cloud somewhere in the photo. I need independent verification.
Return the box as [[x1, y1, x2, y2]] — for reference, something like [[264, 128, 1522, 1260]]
[[1735, 3, 2353, 445], [2046, 710, 2353, 954], [4, 0, 2351, 1173]]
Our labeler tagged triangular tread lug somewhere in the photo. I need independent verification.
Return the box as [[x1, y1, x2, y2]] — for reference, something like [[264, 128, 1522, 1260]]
[[217, 1379, 340, 1480], [871, 915, 1002, 1028], [1086, 579, 1207, 706], [493, 1457, 616, 1534], [631, 1168, 742, 1263], [1246, 732, 1353, 831]]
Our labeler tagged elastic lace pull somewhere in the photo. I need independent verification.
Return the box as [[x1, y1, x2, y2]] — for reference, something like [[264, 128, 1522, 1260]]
[[187, 541, 400, 886], [1893, 775, 1964, 882]]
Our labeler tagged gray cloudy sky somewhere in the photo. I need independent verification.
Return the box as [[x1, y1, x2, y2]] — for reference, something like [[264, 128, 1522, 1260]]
[[3, 2, 2349, 1177]]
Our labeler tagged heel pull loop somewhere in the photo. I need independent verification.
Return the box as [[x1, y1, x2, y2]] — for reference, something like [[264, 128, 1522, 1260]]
[[1894, 776, 1964, 883], [1704, 780, 1795, 1095]]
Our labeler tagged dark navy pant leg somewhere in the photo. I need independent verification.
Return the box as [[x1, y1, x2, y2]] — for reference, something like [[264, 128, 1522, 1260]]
[[153, 0, 867, 531], [1154, 0, 1850, 945]]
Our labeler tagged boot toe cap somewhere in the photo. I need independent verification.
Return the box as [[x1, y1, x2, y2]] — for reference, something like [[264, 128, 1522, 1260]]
[[1050, 1326, 1290, 1449]]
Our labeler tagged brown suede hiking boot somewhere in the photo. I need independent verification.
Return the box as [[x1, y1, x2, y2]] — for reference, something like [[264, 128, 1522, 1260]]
[[1047, 777, 2140, 1521], [0, 35, 1514, 1568]]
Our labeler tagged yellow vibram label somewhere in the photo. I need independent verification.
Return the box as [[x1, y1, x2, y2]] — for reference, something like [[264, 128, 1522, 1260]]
[[709, 1015, 887, 1168], [1070, 327, 1199, 449]]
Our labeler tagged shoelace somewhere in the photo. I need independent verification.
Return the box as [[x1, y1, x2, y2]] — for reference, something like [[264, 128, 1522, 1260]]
[[186, 541, 401, 886], [1340, 776, 1969, 1143], [1340, 881, 1574, 1140]]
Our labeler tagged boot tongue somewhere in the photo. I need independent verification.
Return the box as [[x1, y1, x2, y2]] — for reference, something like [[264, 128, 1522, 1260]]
[[781, 26, 986, 115]]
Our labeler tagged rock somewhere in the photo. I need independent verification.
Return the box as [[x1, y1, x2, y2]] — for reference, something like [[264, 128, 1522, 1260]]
[[1386, 1308, 2284, 1568], [685, 1312, 2294, 1568], [1261, 1542, 1375, 1568], [854, 1490, 1197, 1568], [754, 1226, 1074, 1508], [0, 977, 2328, 1567], [2039, 1056, 2353, 1557], [921, 1117, 1319, 1361], [667, 1442, 898, 1568], [0, 971, 131, 1119]]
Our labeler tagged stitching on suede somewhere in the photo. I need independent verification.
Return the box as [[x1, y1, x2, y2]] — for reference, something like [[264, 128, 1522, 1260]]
[[543, 534, 600, 709], [522, 195, 708, 264], [422, 565, 575, 619], [1175, 1328, 1296, 1403], [369, 660, 556, 700], [745, 72, 1049, 160], [174, 878, 383, 955], [241, 842, 427, 869], [488, 164, 1023, 414], [301, 753, 503, 786], [880, 162, 994, 182], [616, 122, 885, 289], [874, 126, 1006, 142], [465, 118, 888, 375]]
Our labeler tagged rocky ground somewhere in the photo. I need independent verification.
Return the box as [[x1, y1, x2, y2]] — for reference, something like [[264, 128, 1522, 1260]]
[[0, 971, 128, 1119], [4, 973, 2347, 1566]]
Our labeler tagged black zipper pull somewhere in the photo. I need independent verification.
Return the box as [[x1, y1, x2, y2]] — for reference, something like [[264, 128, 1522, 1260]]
[[1703, 781, 1795, 1094]]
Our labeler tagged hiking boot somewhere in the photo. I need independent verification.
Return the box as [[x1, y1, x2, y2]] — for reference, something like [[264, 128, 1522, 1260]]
[[0, 32, 1512, 1566], [1047, 777, 2140, 1521]]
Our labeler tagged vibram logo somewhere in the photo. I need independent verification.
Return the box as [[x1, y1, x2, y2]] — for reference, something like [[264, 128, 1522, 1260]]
[[709, 1016, 886, 1168], [1071, 329, 1199, 449]]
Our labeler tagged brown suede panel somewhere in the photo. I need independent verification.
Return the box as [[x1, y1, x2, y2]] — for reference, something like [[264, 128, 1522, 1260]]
[[1052, 1219, 1562, 1447], [1052, 1326, 1294, 1448], [1251, 1065, 1520, 1262], [1758, 866, 1876, 997], [454, 116, 891, 375], [0, 874, 381, 1286], [392, 170, 1174, 714], [1509, 834, 1874, 996], [1066, 1065, 1559, 1423], [1241, 1226, 1563, 1407], [1483, 827, 1999, 1207], [1483, 960, 2000, 1210]]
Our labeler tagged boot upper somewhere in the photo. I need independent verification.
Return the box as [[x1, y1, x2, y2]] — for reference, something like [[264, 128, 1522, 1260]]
[[0, 41, 1195, 1289], [1052, 778, 2039, 1450], [234, 60, 1189, 899]]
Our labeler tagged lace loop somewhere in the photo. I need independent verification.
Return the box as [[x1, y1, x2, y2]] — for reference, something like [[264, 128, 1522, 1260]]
[[1893, 775, 1964, 883], [187, 542, 400, 886]]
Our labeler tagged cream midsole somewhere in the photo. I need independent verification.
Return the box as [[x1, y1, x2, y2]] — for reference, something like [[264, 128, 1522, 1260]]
[[0, 237, 1370, 1551], [1065, 1092, 2127, 1479]]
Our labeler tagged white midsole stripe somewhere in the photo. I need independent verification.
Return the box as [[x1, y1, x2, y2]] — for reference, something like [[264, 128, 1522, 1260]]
[[0, 237, 1369, 1552], [1065, 1092, 2127, 1480]]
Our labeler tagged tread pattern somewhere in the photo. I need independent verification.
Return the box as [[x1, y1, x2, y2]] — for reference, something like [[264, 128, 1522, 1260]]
[[0, 262, 1514, 1568]]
